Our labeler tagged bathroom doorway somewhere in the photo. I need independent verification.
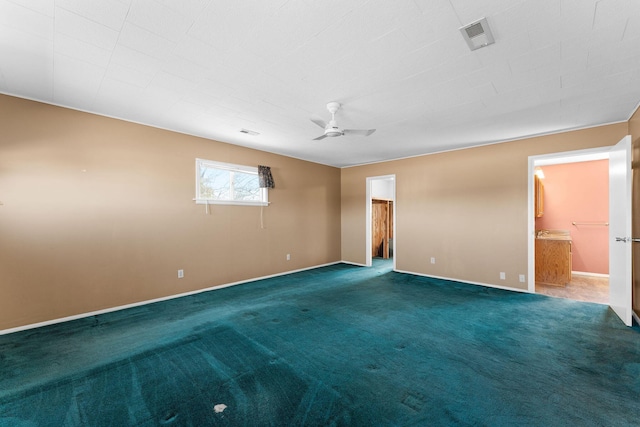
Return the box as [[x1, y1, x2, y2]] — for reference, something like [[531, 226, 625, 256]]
[[529, 149, 610, 304], [529, 136, 632, 326]]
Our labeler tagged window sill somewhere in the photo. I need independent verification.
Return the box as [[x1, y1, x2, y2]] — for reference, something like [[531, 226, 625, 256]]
[[194, 199, 268, 207]]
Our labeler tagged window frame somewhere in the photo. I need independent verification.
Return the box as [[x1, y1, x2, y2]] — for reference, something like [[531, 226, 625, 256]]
[[195, 158, 268, 206]]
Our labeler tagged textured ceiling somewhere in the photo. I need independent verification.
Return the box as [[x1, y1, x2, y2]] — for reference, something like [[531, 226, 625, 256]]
[[1, 0, 639, 167]]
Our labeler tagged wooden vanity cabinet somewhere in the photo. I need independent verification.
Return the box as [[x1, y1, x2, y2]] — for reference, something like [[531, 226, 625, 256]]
[[535, 238, 572, 286]]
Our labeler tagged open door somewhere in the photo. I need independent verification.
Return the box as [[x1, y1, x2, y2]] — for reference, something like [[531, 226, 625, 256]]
[[609, 135, 632, 326]]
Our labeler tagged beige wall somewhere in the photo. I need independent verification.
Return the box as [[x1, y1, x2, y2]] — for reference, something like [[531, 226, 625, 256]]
[[0, 94, 341, 331], [342, 123, 628, 290], [2, 90, 637, 331], [629, 104, 640, 315]]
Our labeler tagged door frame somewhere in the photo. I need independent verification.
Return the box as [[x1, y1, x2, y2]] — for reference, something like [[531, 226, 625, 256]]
[[366, 175, 396, 269], [527, 146, 610, 294]]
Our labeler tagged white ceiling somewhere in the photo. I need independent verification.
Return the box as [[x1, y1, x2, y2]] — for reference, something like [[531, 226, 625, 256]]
[[1, 0, 639, 167]]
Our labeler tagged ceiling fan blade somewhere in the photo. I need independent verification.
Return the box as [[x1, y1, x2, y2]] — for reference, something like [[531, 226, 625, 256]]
[[310, 117, 328, 129], [313, 134, 328, 140], [343, 129, 376, 137]]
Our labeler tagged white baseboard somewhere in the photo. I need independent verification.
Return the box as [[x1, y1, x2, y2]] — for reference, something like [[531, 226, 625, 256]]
[[633, 311, 640, 327], [3, 262, 625, 336], [572, 271, 609, 278], [393, 269, 530, 294], [0, 261, 341, 336], [340, 260, 368, 267]]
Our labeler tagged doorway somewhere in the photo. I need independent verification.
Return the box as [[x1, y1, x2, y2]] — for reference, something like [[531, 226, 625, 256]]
[[366, 175, 396, 269], [530, 137, 633, 326], [533, 156, 610, 304]]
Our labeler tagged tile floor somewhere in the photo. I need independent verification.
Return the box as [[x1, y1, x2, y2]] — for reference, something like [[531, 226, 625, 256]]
[[536, 273, 609, 304]]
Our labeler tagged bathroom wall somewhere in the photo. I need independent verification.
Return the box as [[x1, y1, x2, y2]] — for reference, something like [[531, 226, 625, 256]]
[[535, 160, 609, 275]]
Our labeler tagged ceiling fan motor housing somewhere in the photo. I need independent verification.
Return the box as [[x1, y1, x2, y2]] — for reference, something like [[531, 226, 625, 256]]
[[325, 128, 343, 137], [311, 101, 374, 140], [325, 118, 342, 137]]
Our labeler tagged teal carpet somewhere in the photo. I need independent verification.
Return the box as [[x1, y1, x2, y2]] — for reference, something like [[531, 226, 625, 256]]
[[1, 260, 639, 426]]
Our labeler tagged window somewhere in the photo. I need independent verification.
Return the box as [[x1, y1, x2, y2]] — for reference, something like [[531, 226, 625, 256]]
[[195, 159, 268, 206]]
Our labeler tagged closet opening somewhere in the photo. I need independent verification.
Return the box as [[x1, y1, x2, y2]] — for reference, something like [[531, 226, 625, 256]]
[[366, 175, 396, 269]]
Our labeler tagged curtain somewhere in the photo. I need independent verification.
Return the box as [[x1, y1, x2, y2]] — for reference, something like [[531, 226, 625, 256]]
[[258, 165, 275, 188]]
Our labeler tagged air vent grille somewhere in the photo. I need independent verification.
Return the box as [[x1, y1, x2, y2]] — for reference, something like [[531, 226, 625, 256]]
[[460, 17, 495, 51], [464, 22, 484, 39]]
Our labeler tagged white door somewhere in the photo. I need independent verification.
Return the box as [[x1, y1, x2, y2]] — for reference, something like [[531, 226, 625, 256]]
[[609, 135, 632, 326]]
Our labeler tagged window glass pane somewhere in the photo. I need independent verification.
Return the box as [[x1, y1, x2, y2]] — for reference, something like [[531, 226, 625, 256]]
[[233, 171, 261, 201], [200, 166, 231, 200], [196, 159, 267, 205]]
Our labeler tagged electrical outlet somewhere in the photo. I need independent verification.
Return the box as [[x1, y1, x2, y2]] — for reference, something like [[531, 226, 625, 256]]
[[430, 257, 436, 264], [519, 274, 525, 283], [499, 272, 506, 280], [286, 254, 291, 261], [177, 269, 184, 279]]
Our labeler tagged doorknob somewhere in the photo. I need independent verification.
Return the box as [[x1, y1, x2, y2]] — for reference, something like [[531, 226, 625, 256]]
[[615, 237, 640, 242]]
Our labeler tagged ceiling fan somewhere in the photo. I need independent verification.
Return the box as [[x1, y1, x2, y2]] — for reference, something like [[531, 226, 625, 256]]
[[311, 102, 376, 140]]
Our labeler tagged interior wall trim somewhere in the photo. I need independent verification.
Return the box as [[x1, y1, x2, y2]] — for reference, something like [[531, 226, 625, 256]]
[[340, 260, 368, 267], [393, 269, 530, 294], [341, 121, 628, 169], [0, 261, 341, 336], [572, 271, 610, 278]]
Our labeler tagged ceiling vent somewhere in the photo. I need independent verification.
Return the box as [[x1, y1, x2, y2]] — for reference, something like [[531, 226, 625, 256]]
[[460, 17, 495, 51], [239, 128, 260, 136]]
